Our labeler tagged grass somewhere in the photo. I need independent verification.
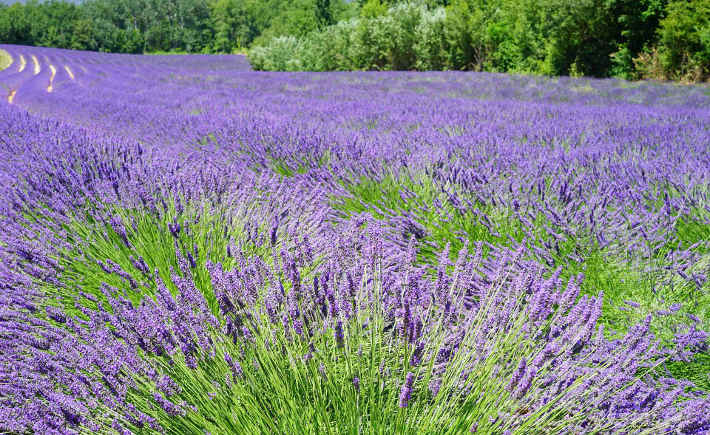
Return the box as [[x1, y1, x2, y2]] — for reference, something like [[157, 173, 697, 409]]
[[267, 149, 332, 177], [0, 49, 12, 71], [272, 159, 310, 177]]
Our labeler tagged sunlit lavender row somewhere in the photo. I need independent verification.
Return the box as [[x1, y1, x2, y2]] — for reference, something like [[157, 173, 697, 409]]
[[1, 45, 709, 434]]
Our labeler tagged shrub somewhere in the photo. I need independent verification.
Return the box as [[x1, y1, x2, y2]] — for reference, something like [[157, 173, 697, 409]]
[[251, 3, 439, 71], [414, 6, 448, 70], [249, 36, 305, 71], [656, 0, 710, 81]]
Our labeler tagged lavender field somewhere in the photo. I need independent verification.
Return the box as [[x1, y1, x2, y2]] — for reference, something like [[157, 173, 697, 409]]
[[1, 45, 709, 434]]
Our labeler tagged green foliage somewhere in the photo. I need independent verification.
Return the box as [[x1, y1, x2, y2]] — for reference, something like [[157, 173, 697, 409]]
[[316, 0, 335, 27], [249, 36, 305, 71], [0, 0, 353, 55], [413, 7, 448, 70], [257, 0, 319, 43], [209, 0, 256, 52], [249, 0, 708, 82], [249, 0, 588, 74], [0, 0, 79, 48], [250, 0, 352, 48], [656, 0, 710, 81], [70, 19, 99, 51], [252, 3, 433, 71], [360, 0, 388, 18], [632, 0, 710, 81]]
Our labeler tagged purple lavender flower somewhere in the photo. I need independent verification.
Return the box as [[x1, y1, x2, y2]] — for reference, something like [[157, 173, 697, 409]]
[[624, 299, 641, 308], [153, 393, 185, 417], [399, 372, 415, 408], [225, 352, 243, 381], [507, 358, 526, 392], [334, 320, 344, 348]]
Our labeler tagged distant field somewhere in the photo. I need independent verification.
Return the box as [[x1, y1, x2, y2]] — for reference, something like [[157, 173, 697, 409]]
[[0, 44, 708, 434]]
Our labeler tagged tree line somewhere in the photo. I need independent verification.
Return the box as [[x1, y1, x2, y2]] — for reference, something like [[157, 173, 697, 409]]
[[252, 0, 710, 82], [1, 0, 708, 81], [0, 0, 354, 54]]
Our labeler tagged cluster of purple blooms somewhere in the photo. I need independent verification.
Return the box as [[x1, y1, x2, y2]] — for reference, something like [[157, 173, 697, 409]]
[[0, 45, 709, 433]]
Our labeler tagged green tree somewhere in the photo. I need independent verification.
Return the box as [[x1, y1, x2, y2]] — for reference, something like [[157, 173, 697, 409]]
[[656, 0, 710, 80], [71, 19, 99, 50], [210, 0, 256, 52], [316, 0, 334, 27], [360, 0, 387, 18]]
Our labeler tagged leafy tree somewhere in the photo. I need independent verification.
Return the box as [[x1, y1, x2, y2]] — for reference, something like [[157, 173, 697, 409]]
[[360, 0, 387, 18], [656, 0, 710, 80], [210, 0, 257, 52], [315, 0, 334, 27], [71, 19, 99, 51]]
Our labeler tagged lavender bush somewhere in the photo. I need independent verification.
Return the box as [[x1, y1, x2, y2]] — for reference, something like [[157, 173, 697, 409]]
[[0, 45, 708, 433]]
